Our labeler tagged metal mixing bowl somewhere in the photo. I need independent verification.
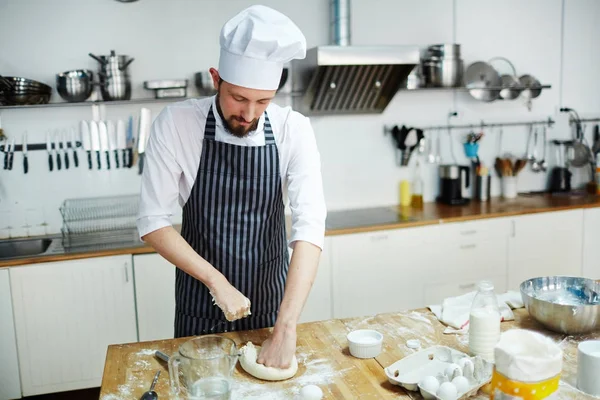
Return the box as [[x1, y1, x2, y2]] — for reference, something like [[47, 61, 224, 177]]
[[56, 70, 94, 102], [520, 276, 600, 334]]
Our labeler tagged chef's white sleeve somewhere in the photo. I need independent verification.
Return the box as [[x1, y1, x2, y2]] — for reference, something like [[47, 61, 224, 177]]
[[286, 115, 327, 250], [137, 108, 182, 239]]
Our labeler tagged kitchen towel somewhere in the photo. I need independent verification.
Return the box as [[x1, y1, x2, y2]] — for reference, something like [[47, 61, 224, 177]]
[[428, 290, 524, 333]]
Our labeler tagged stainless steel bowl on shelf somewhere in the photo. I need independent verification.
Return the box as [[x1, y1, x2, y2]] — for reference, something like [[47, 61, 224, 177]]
[[520, 276, 600, 334], [56, 69, 94, 102]]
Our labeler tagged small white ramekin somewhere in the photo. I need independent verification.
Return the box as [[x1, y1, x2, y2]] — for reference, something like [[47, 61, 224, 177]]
[[347, 329, 383, 359]]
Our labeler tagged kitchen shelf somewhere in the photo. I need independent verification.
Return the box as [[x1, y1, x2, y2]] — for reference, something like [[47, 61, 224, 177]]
[[0, 96, 205, 110], [401, 84, 552, 92], [0, 91, 298, 110]]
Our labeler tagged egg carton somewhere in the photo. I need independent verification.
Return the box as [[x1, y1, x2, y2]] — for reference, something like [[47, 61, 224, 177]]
[[384, 345, 493, 400]]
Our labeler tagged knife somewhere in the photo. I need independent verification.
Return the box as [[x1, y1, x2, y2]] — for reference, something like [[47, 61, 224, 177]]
[[107, 120, 119, 168], [70, 127, 79, 168], [3, 140, 9, 170], [7, 138, 15, 170], [99, 121, 110, 169], [46, 132, 54, 171], [117, 119, 127, 168], [22, 133, 28, 174], [62, 130, 70, 169], [80, 121, 92, 170], [137, 108, 152, 175], [90, 120, 101, 170], [54, 133, 62, 170], [126, 116, 134, 168]]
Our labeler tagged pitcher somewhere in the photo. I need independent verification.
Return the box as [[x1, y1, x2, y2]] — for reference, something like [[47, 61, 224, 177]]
[[169, 335, 239, 399]]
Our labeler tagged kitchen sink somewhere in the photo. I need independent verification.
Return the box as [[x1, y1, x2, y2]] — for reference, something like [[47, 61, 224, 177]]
[[0, 238, 53, 260]]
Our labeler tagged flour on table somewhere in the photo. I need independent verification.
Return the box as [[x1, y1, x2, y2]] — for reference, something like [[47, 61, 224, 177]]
[[135, 348, 156, 356]]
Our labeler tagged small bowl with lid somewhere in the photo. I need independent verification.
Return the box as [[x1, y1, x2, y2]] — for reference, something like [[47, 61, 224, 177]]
[[347, 329, 383, 358]]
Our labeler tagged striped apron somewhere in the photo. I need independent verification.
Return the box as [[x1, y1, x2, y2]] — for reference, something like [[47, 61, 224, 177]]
[[175, 106, 289, 337]]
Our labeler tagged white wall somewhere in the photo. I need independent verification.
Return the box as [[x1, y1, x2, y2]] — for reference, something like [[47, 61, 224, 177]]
[[0, 0, 598, 238]]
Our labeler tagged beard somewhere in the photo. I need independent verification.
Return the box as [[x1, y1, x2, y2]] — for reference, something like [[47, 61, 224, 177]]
[[215, 92, 259, 138]]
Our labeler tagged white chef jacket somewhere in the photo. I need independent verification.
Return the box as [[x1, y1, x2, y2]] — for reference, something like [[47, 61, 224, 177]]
[[137, 96, 327, 250]]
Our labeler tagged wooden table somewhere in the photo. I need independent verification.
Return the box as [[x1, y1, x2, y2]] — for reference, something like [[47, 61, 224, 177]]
[[100, 308, 599, 399]]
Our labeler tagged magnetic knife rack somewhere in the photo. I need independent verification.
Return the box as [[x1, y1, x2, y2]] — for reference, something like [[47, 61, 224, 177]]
[[0, 141, 82, 152]]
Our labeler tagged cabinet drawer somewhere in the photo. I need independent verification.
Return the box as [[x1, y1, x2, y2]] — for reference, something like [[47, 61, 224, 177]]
[[431, 238, 508, 282], [424, 274, 508, 306], [438, 217, 511, 243]]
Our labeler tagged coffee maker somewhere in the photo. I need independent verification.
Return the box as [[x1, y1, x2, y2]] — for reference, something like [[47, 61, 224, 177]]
[[548, 140, 572, 193], [438, 165, 471, 205]]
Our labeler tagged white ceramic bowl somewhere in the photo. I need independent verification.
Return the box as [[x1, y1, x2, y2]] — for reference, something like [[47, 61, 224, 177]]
[[347, 329, 383, 359]]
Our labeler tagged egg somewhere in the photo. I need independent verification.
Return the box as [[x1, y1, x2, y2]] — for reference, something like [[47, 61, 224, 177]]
[[444, 363, 462, 380], [299, 384, 323, 400], [419, 375, 440, 395], [452, 375, 470, 394], [437, 382, 459, 400], [457, 357, 475, 378]]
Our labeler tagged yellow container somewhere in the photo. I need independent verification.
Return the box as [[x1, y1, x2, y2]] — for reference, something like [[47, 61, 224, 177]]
[[490, 368, 560, 399], [399, 180, 411, 207]]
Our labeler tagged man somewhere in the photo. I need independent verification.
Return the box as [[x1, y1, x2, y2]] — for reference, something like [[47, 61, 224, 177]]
[[136, 5, 326, 369]]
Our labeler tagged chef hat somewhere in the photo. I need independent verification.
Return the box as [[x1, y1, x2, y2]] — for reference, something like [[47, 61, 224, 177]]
[[218, 5, 306, 90]]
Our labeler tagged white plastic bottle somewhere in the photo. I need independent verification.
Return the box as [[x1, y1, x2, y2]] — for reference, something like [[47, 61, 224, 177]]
[[468, 280, 501, 362]]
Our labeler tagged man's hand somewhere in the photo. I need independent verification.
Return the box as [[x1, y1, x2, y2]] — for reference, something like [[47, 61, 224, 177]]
[[257, 324, 297, 369], [209, 275, 251, 321]]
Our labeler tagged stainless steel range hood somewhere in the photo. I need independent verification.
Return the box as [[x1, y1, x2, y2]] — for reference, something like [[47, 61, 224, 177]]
[[291, 0, 420, 115]]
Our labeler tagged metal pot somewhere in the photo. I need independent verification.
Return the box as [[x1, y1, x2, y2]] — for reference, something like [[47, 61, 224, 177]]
[[426, 43, 461, 59], [56, 69, 94, 102], [499, 74, 522, 100], [99, 73, 131, 101], [422, 58, 463, 88], [89, 50, 135, 72]]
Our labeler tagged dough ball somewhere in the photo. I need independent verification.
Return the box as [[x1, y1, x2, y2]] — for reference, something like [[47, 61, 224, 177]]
[[239, 342, 298, 381], [299, 384, 323, 399]]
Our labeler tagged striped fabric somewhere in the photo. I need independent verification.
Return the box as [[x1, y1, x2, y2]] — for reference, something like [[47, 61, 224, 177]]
[[175, 107, 289, 337]]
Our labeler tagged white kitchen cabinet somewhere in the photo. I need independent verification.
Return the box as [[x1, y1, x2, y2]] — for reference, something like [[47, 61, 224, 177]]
[[10, 255, 137, 396], [425, 218, 510, 304], [583, 207, 600, 279], [330, 225, 441, 319], [508, 209, 584, 290], [0, 269, 21, 400], [133, 253, 176, 341], [296, 238, 333, 323]]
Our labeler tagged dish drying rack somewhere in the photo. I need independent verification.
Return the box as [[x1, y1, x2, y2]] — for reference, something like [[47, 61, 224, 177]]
[[60, 194, 140, 249]]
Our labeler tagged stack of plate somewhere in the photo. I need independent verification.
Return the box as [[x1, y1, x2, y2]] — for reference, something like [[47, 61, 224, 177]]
[[0, 76, 52, 106]]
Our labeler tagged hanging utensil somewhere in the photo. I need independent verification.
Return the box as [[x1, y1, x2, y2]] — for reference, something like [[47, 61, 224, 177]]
[[62, 130, 70, 169], [539, 126, 548, 172], [107, 120, 119, 168], [70, 127, 79, 168], [531, 128, 541, 172], [99, 121, 110, 170], [2, 139, 9, 170], [126, 116, 134, 168], [90, 120, 101, 170], [46, 132, 53, 171], [117, 119, 127, 168], [7, 138, 15, 170], [22, 132, 28, 174], [81, 121, 92, 170], [137, 108, 152, 174], [54, 132, 62, 170]]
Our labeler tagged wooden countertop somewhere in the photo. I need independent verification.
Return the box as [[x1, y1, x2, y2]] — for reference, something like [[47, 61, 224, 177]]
[[99, 308, 598, 399], [3, 193, 600, 268]]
